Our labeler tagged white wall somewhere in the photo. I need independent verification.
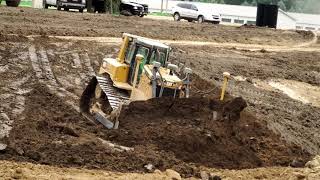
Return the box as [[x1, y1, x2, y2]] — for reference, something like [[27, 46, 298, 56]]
[[220, 15, 256, 26], [32, 0, 43, 8], [277, 12, 296, 30]]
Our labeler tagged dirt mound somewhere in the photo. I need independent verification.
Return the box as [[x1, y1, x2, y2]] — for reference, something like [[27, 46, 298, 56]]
[[0, 80, 311, 177], [296, 30, 315, 39], [113, 97, 309, 169]]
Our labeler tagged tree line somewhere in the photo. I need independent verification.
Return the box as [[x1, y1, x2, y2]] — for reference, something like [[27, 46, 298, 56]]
[[193, 0, 320, 14]]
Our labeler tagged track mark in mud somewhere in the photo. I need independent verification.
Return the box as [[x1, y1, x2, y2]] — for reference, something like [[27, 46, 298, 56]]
[[29, 45, 43, 79], [0, 95, 26, 139], [39, 47, 57, 83], [0, 113, 11, 139], [71, 53, 88, 82], [8, 75, 30, 89], [71, 53, 82, 69], [28, 45, 80, 112], [0, 43, 32, 140], [11, 96, 25, 118], [82, 53, 95, 76]]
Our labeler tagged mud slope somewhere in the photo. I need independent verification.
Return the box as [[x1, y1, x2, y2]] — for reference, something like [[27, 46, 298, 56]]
[[170, 45, 320, 154], [0, 81, 310, 177]]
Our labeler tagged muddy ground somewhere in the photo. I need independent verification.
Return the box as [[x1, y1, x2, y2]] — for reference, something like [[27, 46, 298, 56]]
[[0, 6, 314, 45], [1, 160, 320, 180], [0, 82, 310, 176], [0, 6, 320, 179], [170, 45, 320, 155]]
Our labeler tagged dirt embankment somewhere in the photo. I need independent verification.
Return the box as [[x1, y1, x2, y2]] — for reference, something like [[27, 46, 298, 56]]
[[0, 77, 311, 177], [0, 6, 313, 46], [170, 44, 320, 155]]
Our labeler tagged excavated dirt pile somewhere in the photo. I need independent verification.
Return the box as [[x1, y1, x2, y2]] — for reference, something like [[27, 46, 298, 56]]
[[0, 79, 311, 177]]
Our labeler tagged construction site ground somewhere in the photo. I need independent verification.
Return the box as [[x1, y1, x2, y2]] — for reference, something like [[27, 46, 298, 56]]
[[0, 6, 320, 179]]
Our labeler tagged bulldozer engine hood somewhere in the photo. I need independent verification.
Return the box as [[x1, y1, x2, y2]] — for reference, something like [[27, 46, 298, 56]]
[[143, 65, 183, 88]]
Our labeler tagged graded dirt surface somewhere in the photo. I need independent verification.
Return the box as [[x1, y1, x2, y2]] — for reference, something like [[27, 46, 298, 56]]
[[0, 6, 320, 179], [0, 6, 314, 45], [1, 160, 320, 180]]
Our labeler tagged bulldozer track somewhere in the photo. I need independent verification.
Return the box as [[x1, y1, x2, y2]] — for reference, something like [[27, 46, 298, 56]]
[[96, 76, 129, 110]]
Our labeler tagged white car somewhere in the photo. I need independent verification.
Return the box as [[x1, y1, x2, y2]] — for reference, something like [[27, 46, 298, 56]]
[[43, 0, 86, 12], [172, 3, 221, 24], [43, 0, 56, 9]]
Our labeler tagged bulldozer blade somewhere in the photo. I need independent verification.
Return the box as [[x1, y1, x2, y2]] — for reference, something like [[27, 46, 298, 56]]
[[80, 75, 129, 129], [93, 112, 114, 129]]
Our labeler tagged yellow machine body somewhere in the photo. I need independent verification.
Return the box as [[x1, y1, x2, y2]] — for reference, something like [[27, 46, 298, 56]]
[[100, 58, 129, 83], [97, 33, 187, 102]]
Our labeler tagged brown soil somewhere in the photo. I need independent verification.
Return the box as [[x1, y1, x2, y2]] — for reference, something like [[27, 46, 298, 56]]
[[0, 6, 313, 46], [0, 81, 310, 177], [170, 45, 320, 154], [0, 6, 319, 178], [1, 160, 319, 180]]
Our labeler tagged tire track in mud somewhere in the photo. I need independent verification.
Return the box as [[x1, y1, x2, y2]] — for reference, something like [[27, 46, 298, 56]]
[[28, 45, 81, 112], [0, 44, 31, 141], [71, 53, 87, 81], [82, 53, 95, 76]]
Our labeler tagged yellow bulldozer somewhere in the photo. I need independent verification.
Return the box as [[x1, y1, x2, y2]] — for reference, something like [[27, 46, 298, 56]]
[[80, 33, 192, 129]]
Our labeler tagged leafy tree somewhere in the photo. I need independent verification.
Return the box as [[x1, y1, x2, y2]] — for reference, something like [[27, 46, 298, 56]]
[[278, 1, 286, 11], [107, 0, 121, 14], [256, 0, 280, 5], [224, 0, 245, 5], [282, 0, 294, 10]]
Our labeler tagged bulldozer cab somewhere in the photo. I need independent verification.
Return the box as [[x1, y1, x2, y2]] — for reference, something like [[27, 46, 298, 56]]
[[124, 36, 170, 85]]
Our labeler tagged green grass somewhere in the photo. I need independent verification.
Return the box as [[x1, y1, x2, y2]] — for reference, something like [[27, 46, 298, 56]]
[[0, 0, 32, 7], [149, 12, 171, 17], [19, 1, 32, 7]]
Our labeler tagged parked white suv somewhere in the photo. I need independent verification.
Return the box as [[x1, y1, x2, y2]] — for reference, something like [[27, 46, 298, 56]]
[[172, 3, 221, 24]]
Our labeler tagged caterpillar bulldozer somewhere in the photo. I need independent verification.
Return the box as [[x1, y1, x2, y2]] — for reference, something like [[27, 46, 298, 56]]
[[80, 33, 192, 129]]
